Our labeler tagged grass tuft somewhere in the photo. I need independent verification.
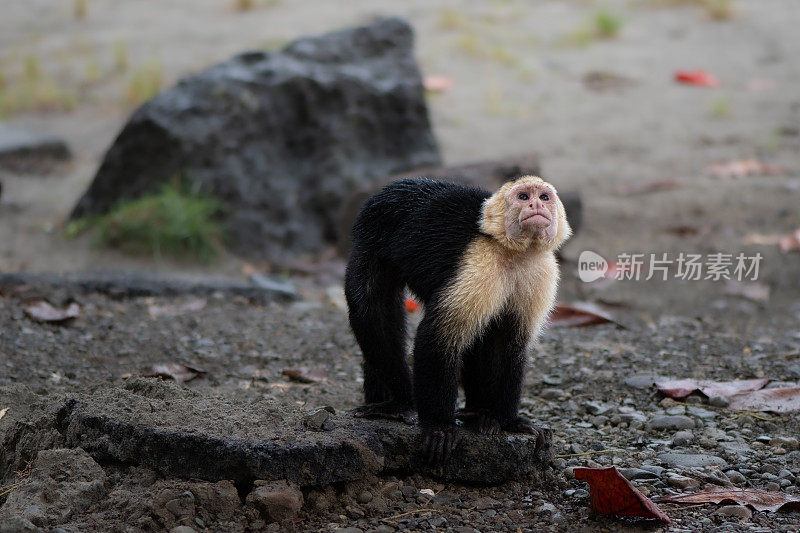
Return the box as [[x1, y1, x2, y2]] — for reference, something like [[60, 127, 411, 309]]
[[593, 11, 624, 38], [125, 60, 163, 106], [70, 181, 226, 262]]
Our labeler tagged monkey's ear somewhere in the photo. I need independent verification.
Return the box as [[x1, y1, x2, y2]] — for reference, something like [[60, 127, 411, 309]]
[[552, 196, 573, 250]]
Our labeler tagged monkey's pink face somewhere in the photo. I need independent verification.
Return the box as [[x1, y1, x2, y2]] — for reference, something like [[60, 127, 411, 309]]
[[505, 180, 559, 241]]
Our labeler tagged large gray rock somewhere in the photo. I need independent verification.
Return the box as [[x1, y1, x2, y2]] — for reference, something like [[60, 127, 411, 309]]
[[71, 18, 440, 259]]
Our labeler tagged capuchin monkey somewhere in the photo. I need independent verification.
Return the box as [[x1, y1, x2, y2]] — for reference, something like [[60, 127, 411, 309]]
[[344, 176, 571, 465]]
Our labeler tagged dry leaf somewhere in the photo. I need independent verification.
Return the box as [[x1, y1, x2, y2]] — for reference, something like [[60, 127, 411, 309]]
[[659, 488, 800, 513], [148, 298, 206, 318], [743, 233, 782, 246], [138, 363, 206, 383], [728, 387, 800, 413], [655, 378, 770, 399], [23, 301, 80, 323], [616, 179, 683, 196], [705, 158, 786, 179], [282, 366, 328, 384], [549, 302, 620, 328], [574, 466, 671, 523], [779, 228, 800, 253], [0, 407, 8, 421], [423, 75, 454, 93]]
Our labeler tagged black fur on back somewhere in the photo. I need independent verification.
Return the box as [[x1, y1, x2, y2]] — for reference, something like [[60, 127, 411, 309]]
[[349, 178, 490, 303]]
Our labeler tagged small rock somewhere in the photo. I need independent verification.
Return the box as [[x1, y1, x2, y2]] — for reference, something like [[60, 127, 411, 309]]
[[770, 436, 799, 450], [400, 485, 418, 500], [623, 374, 669, 389], [618, 468, 660, 481], [475, 496, 501, 510], [707, 395, 730, 408], [535, 502, 558, 514], [657, 453, 728, 468], [304, 407, 334, 430], [540, 388, 563, 400], [357, 491, 373, 504], [246, 480, 304, 522], [647, 415, 695, 431], [165, 496, 194, 518], [716, 504, 752, 519], [666, 474, 701, 490], [573, 489, 589, 499], [724, 470, 747, 485], [334, 528, 364, 533], [582, 401, 612, 415], [672, 430, 694, 447], [639, 465, 665, 476], [170, 527, 198, 533], [432, 491, 461, 506]]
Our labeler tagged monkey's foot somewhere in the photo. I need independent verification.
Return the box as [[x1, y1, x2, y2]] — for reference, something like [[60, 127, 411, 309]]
[[420, 424, 461, 466], [350, 401, 416, 425], [503, 416, 553, 460], [455, 409, 502, 436]]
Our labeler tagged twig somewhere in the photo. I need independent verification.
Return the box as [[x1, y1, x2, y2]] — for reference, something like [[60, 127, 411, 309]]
[[0, 482, 23, 498], [555, 448, 627, 458]]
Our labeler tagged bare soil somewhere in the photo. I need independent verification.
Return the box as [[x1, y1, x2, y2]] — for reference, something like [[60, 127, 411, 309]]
[[1, 1, 800, 532]]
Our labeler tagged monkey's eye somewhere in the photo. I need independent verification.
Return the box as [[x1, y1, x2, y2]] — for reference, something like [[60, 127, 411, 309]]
[[539, 193, 550, 201], [518, 193, 529, 201]]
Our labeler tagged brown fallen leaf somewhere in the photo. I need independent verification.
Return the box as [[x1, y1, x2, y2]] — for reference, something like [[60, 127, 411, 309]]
[[138, 363, 206, 383], [549, 302, 620, 328], [282, 366, 328, 384], [705, 158, 787, 178], [616, 179, 683, 196], [655, 378, 770, 399], [659, 488, 800, 513], [574, 466, 671, 523], [779, 228, 800, 253], [723, 280, 770, 302], [0, 407, 8, 421], [23, 301, 80, 324], [728, 387, 800, 413], [147, 298, 207, 318]]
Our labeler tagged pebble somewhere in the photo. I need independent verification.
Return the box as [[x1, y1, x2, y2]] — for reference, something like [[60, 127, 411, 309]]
[[724, 470, 747, 485], [672, 430, 694, 447], [357, 491, 373, 504], [334, 528, 363, 533], [771, 436, 799, 450], [618, 467, 660, 481], [716, 505, 752, 519], [647, 415, 695, 431], [169, 528, 197, 533], [539, 388, 562, 400], [400, 486, 418, 500], [666, 474, 701, 490], [304, 407, 334, 431], [475, 496, 501, 510], [708, 395, 730, 407], [657, 452, 728, 468], [573, 489, 589, 499]]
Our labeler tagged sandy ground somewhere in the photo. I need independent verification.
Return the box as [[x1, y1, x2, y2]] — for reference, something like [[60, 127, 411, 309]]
[[1, 1, 800, 532]]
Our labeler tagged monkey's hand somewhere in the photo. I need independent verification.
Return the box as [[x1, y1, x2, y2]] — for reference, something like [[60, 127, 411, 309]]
[[503, 415, 553, 461], [420, 424, 461, 466], [350, 401, 417, 425]]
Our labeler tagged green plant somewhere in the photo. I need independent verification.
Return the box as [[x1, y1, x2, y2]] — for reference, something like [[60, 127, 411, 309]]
[[82, 181, 226, 262], [593, 10, 624, 38], [113, 40, 128, 72], [709, 96, 731, 118], [125, 60, 163, 106]]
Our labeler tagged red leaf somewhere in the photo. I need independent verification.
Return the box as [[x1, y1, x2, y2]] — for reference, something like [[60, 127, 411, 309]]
[[659, 488, 800, 513], [705, 158, 786, 178], [405, 297, 420, 312], [23, 301, 80, 323], [655, 378, 770, 399], [674, 69, 720, 87], [423, 75, 455, 93], [575, 466, 671, 523], [615, 179, 683, 196], [549, 302, 619, 328], [728, 387, 800, 413], [779, 228, 800, 253]]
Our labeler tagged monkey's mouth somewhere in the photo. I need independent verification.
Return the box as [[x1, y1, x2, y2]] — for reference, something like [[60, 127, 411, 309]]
[[522, 212, 550, 224]]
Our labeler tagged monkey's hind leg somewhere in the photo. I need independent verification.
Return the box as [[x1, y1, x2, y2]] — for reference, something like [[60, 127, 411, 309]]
[[345, 254, 415, 424]]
